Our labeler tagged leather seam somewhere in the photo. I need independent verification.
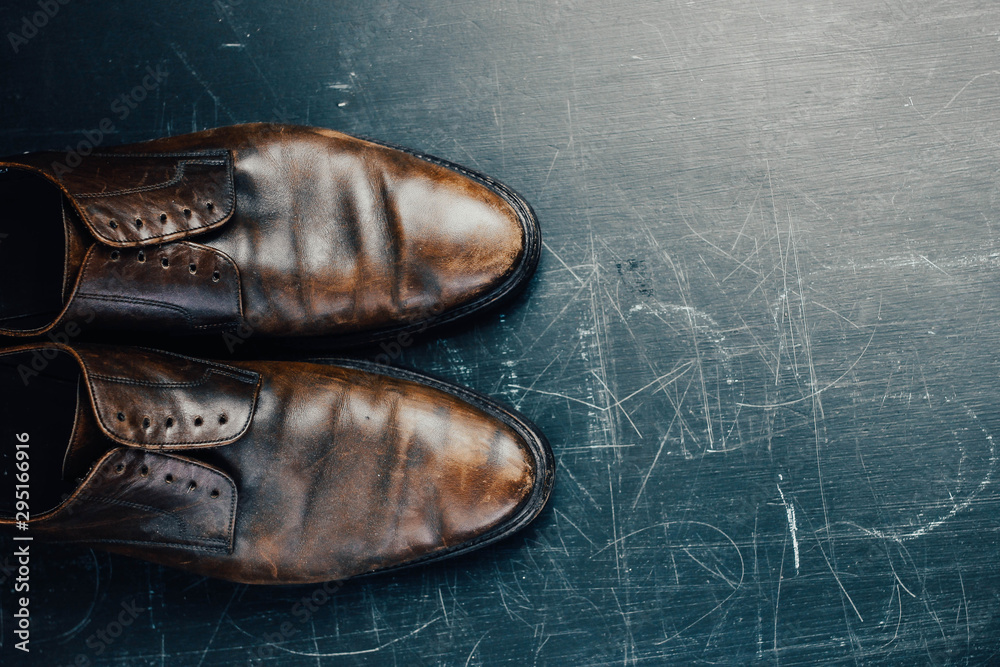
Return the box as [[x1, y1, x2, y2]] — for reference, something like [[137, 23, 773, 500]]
[[57, 538, 229, 554], [58, 454, 235, 552], [76, 292, 194, 325], [84, 150, 230, 158], [74, 159, 227, 198], [75, 492, 208, 541], [75, 349, 260, 448], [185, 241, 246, 320], [68, 240, 242, 330], [128, 345, 260, 382], [142, 451, 237, 551], [76, 150, 236, 245], [88, 370, 215, 388]]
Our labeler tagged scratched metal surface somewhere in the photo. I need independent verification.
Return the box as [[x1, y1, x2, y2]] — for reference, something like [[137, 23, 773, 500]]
[[2, 0, 1000, 664]]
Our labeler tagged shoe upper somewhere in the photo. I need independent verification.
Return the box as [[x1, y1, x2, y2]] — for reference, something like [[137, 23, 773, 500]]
[[0, 123, 538, 339], [0, 343, 552, 584]]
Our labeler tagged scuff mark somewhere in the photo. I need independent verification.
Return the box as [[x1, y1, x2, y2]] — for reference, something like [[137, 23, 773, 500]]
[[776, 475, 800, 574]]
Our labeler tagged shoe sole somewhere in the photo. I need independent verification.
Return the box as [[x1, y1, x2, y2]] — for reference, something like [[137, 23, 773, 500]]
[[307, 356, 555, 577]]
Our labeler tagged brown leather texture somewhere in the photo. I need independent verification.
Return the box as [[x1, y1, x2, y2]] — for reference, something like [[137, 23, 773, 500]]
[[1, 123, 540, 340], [1, 343, 553, 584]]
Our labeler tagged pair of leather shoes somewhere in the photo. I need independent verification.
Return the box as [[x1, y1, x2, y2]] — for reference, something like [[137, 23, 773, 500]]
[[0, 124, 552, 584]]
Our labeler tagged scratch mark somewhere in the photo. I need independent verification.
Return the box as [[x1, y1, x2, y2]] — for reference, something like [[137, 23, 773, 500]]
[[169, 43, 237, 124], [738, 300, 880, 410], [513, 353, 562, 410], [590, 370, 643, 438], [512, 360, 693, 412], [776, 477, 800, 574], [196, 586, 240, 667], [639, 20, 696, 83], [958, 568, 970, 652], [438, 587, 449, 627], [554, 508, 597, 548], [800, 512, 865, 622], [632, 380, 693, 509], [561, 464, 602, 511], [494, 62, 505, 170], [877, 584, 902, 649], [609, 465, 623, 590], [918, 254, 951, 277], [542, 240, 583, 284], [263, 616, 440, 657], [680, 547, 740, 589], [538, 149, 560, 199], [465, 630, 489, 667], [926, 70, 1000, 121], [845, 405, 997, 541], [662, 250, 715, 448]]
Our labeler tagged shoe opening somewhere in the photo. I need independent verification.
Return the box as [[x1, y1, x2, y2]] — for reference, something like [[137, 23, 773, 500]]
[[0, 349, 94, 518], [0, 168, 70, 332]]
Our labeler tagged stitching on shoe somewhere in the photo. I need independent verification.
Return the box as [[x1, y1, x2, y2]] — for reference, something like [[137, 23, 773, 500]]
[[75, 351, 261, 448], [69, 150, 236, 244], [76, 293, 194, 325], [69, 242, 243, 330], [74, 159, 227, 198]]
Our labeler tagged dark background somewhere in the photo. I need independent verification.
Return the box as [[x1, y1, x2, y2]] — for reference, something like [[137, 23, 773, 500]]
[[2, 0, 1000, 664]]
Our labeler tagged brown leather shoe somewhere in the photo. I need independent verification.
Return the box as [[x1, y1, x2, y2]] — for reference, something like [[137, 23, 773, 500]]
[[0, 123, 539, 342], [0, 343, 552, 584]]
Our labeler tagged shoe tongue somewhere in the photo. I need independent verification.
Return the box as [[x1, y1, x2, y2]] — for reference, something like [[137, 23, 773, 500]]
[[61, 198, 92, 301], [61, 376, 110, 482]]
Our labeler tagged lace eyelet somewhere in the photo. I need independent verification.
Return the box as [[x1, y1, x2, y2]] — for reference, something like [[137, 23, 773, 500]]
[[165, 474, 174, 484], [114, 463, 125, 473], [161, 257, 170, 268], [109, 220, 119, 229], [210, 489, 220, 499], [137, 251, 146, 263], [212, 270, 221, 282], [117, 412, 126, 422], [159, 213, 167, 222], [139, 465, 149, 477], [142, 417, 150, 429], [165, 417, 174, 428], [193, 416, 204, 427], [183, 208, 192, 217], [110, 250, 121, 261], [135, 218, 143, 229], [189, 264, 197, 274], [218, 414, 228, 425]]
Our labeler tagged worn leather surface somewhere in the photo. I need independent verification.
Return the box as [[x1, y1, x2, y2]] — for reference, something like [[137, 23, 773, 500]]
[[2, 343, 550, 584], [1, 123, 535, 337]]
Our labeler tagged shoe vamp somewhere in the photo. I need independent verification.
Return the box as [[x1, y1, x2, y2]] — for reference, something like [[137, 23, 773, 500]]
[[209, 361, 534, 582]]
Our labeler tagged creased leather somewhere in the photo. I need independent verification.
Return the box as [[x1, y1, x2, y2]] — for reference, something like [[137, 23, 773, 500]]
[[1, 124, 532, 338], [0, 343, 546, 584]]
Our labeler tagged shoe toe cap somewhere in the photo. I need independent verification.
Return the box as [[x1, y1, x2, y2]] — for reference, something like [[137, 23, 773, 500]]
[[387, 151, 538, 317]]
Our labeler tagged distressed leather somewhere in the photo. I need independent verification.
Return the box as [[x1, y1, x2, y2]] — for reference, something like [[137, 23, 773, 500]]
[[1, 343, 552, 584], [0, 123, 538, 338]]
